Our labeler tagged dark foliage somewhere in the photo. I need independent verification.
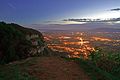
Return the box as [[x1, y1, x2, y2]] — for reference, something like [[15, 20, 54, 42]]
[[88, 48, 120, 79], [0, 22, 44, 64]]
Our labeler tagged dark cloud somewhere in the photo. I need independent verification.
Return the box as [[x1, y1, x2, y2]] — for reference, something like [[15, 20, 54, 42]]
[[110, 8, 120, 11], [63, 18, 120, 23]]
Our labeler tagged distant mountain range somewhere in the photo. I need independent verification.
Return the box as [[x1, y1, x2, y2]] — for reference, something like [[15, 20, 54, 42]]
[[90, 28, 120, 32], [25, 22, 120, 32]]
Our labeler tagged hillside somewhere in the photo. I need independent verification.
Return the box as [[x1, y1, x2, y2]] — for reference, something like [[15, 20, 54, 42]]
[[0, 22, 47, 64], [0, 56, 91, 80]]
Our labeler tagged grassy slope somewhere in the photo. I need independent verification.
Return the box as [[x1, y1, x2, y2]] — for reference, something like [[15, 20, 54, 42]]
[[0, 57, 119, 80], [64, 58, 120, 80], [0, 57, 39, 80]]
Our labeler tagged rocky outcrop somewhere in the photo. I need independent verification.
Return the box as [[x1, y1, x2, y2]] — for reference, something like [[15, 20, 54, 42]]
[[0, 22, 49, 64]]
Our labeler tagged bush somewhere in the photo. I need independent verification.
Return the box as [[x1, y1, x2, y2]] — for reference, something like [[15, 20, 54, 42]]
[[88, 48, 120, 78]]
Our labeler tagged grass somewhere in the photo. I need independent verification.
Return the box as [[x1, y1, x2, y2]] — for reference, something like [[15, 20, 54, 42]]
[[0, 57, 38, 80], [64, 58, 120, 80]]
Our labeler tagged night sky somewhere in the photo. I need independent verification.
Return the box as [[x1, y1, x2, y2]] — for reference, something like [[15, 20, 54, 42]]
[[0, 0, 120, 24]]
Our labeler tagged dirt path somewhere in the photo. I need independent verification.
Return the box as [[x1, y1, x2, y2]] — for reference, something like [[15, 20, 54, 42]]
[[28, 57, 90, 80]]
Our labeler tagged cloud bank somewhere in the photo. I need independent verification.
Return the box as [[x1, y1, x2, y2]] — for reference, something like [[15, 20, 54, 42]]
[[63, 18, 120, 23], [110, 8, 120, 11]]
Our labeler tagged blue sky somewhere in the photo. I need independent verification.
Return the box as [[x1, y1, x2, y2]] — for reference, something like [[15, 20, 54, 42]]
[[0, 0, 120, 24]]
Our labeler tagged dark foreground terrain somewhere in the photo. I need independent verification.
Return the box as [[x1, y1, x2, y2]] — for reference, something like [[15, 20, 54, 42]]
[[0, 56, 90, 80]]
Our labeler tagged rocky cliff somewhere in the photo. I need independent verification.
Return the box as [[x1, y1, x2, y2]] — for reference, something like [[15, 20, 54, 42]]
[[0, 22, 49, 64]]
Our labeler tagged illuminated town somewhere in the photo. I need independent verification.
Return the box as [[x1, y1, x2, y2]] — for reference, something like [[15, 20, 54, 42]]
[[43, 31, 120, 58]]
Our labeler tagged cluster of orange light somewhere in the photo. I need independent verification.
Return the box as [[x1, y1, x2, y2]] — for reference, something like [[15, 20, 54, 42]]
[[92, 37, 111, 41], [48, 42, 95, 58], [48, 45, 75, 52], [63, 37, 89, 46], [58, 36, 71, 39], [45, 34, 95, 58], [44, 36, 50, 41]]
